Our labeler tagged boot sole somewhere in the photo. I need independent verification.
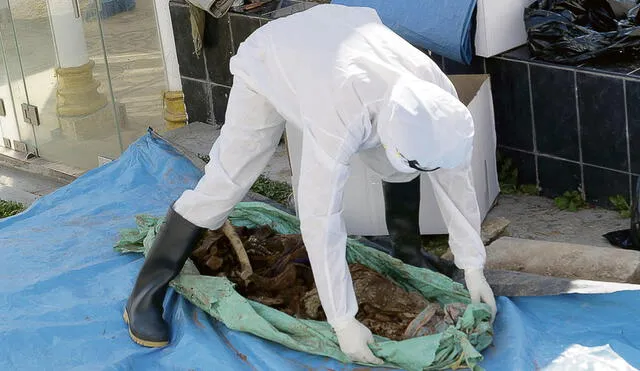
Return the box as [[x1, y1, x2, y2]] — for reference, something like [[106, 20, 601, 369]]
[[122, 309, 169, 348]]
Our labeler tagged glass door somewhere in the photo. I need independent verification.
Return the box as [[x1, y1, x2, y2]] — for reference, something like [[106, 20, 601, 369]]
[[4, 0, 123, 170], [0, 0, 37, 155], [0, 0, 168, 170]]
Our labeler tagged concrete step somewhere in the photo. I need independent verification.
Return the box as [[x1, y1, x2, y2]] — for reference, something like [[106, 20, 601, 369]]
[[0, 146, 82, 184], [485, 237, 640, 284], [160, 122, 292, 185], [0, 164, 68, 206], [483, 269, 640, 297]]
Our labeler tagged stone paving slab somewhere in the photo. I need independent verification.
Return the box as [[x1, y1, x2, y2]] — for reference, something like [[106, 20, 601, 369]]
[[487, 194, 629, 248]]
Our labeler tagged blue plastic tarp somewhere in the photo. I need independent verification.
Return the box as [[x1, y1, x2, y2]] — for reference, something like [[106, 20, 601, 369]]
[[330, 0, 477, 64], [2, 132, 640, 370]]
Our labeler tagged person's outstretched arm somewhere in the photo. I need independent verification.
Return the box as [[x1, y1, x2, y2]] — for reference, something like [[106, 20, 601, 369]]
[[297, 125, 383, 365], [173, 77, 285, 229], [427, 159, 497, 322]]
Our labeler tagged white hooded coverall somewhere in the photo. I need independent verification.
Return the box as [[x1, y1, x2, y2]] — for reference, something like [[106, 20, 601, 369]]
[[173, 4, 486, 328]]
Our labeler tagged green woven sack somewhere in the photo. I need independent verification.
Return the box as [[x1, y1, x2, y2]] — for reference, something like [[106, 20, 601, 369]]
[[115, 202, 493, 370]]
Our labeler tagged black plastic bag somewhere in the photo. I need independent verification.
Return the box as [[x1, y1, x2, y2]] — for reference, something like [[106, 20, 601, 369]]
[[604, 177, 640, 250], [603, 229, 635, 249], [525, 0, 640, 64]]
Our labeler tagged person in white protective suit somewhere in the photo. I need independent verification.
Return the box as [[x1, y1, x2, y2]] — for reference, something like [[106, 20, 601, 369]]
[[123, 3, 497, 365]]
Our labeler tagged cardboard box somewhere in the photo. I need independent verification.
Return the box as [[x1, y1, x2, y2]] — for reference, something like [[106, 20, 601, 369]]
[[474, 0, 535, 58], [285, 74, 499, 236]]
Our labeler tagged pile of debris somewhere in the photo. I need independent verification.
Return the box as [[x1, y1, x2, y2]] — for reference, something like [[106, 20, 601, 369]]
[[190, 222, 467, 340]]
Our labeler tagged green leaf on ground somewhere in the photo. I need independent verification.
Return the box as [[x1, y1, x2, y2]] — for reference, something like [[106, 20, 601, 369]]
[[609, 194, 632, 219], [0, 200, 25, 219], [197, 153, 210, 163], [554, 191, 587, 212], [518, 184, 540, 196], [497, 151, 540, 196], [250, 175, 293, 206]]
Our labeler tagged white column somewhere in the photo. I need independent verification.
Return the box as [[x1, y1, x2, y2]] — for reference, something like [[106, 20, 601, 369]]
[[154, 0, 182, 91], [47, 0, 89, 68]]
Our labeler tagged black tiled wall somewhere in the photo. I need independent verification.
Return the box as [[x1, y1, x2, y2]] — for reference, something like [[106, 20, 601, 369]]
[[170, 0, 488, 126], [627, 80, 640, 174], [492, 47, 639, 206], [180, 77, 213, 124], [429, 53, 486, 76], [203, 16, 234, 87], [229, 14, 262, 53], [169, 0, 267, 126], [537, 157, 581, 199], [530, 65, 579, 161], [169, 0, 320, 126], [500, 148, 537, 186], [486, 59, 533, 152], [170, 4, 207, 81], [577, 73, 627, 171], [170, 1, 635, 206]]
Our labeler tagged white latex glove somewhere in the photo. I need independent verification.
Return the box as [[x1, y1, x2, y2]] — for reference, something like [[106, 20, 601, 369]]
[[332, 317, 384, 365], [464, 267, 497, 323]]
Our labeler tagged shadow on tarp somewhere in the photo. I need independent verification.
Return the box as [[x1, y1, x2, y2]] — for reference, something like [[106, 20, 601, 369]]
[[2, 132, 640, 370]]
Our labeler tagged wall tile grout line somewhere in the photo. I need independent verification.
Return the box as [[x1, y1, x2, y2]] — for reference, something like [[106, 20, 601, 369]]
[[526, 63, 540, 187], [499, 145, 579, 164], [181, 76, 210, 84], [231, 12, 269, 22], [180, 76, 213, 125], [624, 80, 633, 201], [500, 144, 635, 177], [201, 21, 210, 83], [228, 14, 236, 56], [538, 152, 580, 165], [581, 163, 634, 175], [574, 70, 586, 198], [210, 82, 232, 89], [497, 145, 536, 155], [206, 85, 215, 125], [495, 56, 640, 83]]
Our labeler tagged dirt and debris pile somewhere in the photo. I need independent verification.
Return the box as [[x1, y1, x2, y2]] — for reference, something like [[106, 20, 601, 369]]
[[190, 224, 467, 341]]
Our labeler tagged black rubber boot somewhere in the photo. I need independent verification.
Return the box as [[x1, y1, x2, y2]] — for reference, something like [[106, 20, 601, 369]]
[[123, 205, 204, 348], [382, 177, 459, 277]]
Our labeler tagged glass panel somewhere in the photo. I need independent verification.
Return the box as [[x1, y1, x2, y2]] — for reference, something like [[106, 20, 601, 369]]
[[97, 0, 167, 149], [0, 0, 36, 152], [0, 7, 19, 145], [8, 0, 122, 170]]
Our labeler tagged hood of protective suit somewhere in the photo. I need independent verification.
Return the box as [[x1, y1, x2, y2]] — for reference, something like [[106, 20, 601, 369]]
[[377, 76, 474, 173]]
